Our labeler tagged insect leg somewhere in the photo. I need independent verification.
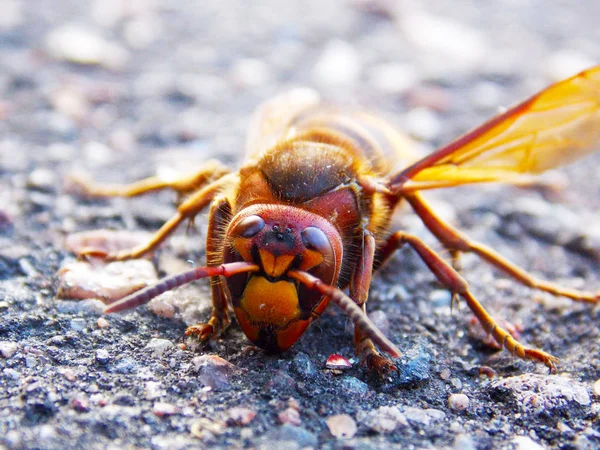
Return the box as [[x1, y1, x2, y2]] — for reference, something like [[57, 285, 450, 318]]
[[380, 229, 559, 372], [185, 197, 234, 342], [405, 191, 599, 303], [350, 232, 398, 374], [67, 160, 230, 198], [80, 174, 237, 261]]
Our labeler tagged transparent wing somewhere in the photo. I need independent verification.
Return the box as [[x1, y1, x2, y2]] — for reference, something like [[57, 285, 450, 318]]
[[244, 88, 321, 160], [389, 66, 600, 192]]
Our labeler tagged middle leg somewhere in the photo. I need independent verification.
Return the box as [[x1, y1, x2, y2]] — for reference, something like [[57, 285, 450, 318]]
[[79, 173, 237, 261], [404, 191, 599, 303], [68, 160, 230, 199]]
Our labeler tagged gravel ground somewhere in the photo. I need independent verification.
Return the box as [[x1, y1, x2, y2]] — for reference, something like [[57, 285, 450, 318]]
[[2, 1, 600, 449]]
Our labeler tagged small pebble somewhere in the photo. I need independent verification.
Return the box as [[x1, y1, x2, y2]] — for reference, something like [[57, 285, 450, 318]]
[[512, 436, 545, 450], [153, 402, 180, 417], [4, 368, 20, 380], [240, 428, 253, 440], [450, 377, 463, 390], [144, 381, 164, 400], [339, 376, 369, 396], [594, 379, 600, 396], [266, 370, 297, 393], [395, 343, 432, 387], [27, 168, 57, 192], [114, 358, 138, 374], [263, 424, 318, 448], [231, 58, 271, 87], [60, 368, 76, 382], [556, 422, 573, 435], [193, 355, 236, 390], [45, 24, 129, 69], [405, 85, 451, 111], [401, 13, 486, 74], [429, 289, 452, 308], [145, 338, 173, 357], [287, 398, 300, 411], [440, 368, 451, 380], [71, 396, 89, 412], [406, 107, 441, 141], [25, 355, 37, 368], [326, 414, 357, 439], [96, 349, 110, 364], [70, 318, 86, 331], [491, 374, 590, 414], [292, 352, 317, 379], [453, 434, 477, 450], [227, 407, 257, 426], [190, 418, 225, 439], [368, 63, 418, 95], [359, 406, 408, 433], [192, 354, 235, 372], [0, 341, 18, 358], [49, 82, 90, 122], [478, 366, 498, 379], [471, 81, 503, 109], [312, 39, 361, 86], [278, 407, 301, 426], [96, 317, 110, 329], [4, 430, 21, 447], [90, 393, 106, 405], [325, 354, 352, 370], [57, 258, 157, 303], [123, 15, 161, 49], [448, 393, 469, 411], [403, 407, 445, 426], [38, 425, 57, 440], [148, 300, 175, 319]]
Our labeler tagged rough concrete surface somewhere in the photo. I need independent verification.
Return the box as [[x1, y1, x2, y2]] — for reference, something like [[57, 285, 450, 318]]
[[1, 1, 600, 449]]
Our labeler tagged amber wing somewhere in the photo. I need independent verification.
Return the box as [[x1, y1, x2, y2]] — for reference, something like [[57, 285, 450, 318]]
[[389, 66, 600, 192]]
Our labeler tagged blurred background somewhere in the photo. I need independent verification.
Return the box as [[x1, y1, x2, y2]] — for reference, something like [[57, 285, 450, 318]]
[[2, 0, 599, 172], [1, 1, 600, 449]]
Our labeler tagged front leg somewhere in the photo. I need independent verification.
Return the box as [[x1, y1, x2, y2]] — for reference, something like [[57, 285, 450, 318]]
[[350, 231, 398, 375], [185, 197, 234, 342]]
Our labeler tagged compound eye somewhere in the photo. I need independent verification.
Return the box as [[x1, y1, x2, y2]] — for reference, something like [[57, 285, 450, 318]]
[[235, 215, 265, 238], [301, 227, 332, 256]]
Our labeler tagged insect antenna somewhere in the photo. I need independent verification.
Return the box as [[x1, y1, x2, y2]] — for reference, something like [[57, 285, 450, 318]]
[[104, 262, 259, 314], [288, 269, 401, 358]]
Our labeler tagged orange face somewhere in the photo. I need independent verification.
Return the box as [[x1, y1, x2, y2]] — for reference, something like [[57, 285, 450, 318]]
[[223, 204, 344, 352]]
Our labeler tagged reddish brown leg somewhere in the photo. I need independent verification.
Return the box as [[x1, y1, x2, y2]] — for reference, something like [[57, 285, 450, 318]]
[[350, 232, 397, 374], [68, 160, 229, 198], [378, 229, 558, 372], [185, 197, 234, 342], [405, 191, 599, 303], [80, 174, 237, 261]]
